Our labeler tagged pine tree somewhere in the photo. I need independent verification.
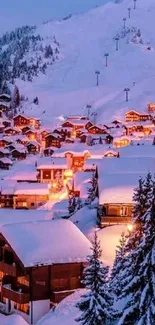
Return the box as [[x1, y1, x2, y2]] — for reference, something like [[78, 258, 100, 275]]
[[87, 172, 97, 203], [110, 232, 127, 297], [76, 232, 115, 325], [117, 186, 155, 325], [1, 81, 10, 95], [12, 85, 20, 108], [126, 175, 152, 253]]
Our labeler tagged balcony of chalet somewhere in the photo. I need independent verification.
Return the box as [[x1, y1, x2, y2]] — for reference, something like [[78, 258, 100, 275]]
[[1, 284, 30, 304], [101, 216, 130, 227]]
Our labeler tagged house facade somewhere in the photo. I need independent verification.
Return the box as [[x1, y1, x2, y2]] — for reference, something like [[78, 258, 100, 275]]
[[45, 134, 62, 149], [125, 110, 149, 122]]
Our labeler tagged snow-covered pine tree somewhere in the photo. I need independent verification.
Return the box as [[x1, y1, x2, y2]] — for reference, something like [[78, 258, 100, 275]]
[[126, 175, 151, 253], [1, 81, 10, 95], [110, 232, 127, 297], [118, 184, 155, 325], [12, 85, 20, 108], [76, 232, 115, 325], [143, 171, 152, 210], [87, 171, 97, 203]]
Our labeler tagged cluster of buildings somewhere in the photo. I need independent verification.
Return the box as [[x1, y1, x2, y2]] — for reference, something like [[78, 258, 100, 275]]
[[0, 98, 154, 323]]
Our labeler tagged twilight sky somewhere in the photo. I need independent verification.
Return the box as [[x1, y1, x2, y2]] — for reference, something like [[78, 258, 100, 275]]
[[0, 0, 111, 35]]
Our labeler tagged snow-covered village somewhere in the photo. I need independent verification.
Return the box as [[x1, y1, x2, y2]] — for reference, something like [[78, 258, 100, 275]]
[[0, 0, 155, 324]]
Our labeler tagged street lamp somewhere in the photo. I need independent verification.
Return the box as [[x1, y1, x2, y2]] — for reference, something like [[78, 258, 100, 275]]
[[86, 104, 91, 119], [115, 36, 119, 51], [95, 70, 100, 86], [123, 18, 126, 29], [133, 0, 137, 9], [124, 87, 130, 102], [128, 8, 131, 18], [104, 53, 109, 67], [127, 223, 133, 233]]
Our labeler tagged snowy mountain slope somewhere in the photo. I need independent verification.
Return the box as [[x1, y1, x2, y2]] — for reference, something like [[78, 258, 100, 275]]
[[16, 0, 155, 125]]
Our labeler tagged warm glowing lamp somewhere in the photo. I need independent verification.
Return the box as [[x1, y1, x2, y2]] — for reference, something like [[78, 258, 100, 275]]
[[127, 224, 133, 232]]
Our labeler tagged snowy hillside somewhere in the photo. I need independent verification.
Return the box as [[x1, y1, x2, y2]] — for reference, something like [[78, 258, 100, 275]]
[[13, 0, 155, 126]]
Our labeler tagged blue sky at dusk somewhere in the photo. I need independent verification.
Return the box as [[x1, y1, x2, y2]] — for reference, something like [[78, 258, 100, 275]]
[[0, 0, 111, 34]]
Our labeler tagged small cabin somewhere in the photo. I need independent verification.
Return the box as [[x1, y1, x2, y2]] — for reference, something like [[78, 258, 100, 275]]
[[0, 94, 11, 102], [13, 183, 49, 209], [22, 126, 31, 134], [0, 94, 11, 113], [26, 141, 40, 154], [12, 149, 27, 160], [2, 120, 11, 128], [0, 148, 10, 158], [43, 147, 55, 157], [88, 125, 107, 134], [148, 103, 155, 113], [113, 136, 130, 148], [37, 157, 68, 186], [4, 127, 21, 136], [0, 158, 12, 170], [62, 119, 93, 132], [103, 150, 119, 158], [45, 134, 62, 149], [125, 110, 149, 122], [25, 129, 37, 141], [13, 115, 30, 128]]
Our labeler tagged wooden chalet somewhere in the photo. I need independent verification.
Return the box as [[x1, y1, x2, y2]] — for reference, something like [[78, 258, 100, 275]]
[[2, 120, 11, 128], [148, 103, 155, 113], [88, 125, 107, 134], [0, 149, 10, 158], [53, 127, 71, 140], [125, 110, 149, 122], [43, 147, 55, 157], [22, 126, 31, 135], [45, 133, 62, 149], [4, 127, 21, 136], [0, 187, 14, 208], [61, 119, 93, 133], [64, 151, 90, 172], [12, 149, 27, 161], [0, 220, 91, 324], [0, 139, 8, 149], [0, 158, 12, 170], [103, 150, 119, 158], [98, 172, 142, 226], [13, 183, 49, 209], [25, 129, 37, 141], [13, 115, 41, 130], [26, 141, 40, 155], [37, 157, 68, 186], [113, 136, 130, 148], [0, 94, 11, 113]]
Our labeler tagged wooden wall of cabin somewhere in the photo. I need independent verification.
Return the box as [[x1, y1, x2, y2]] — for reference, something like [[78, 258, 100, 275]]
[[30, 263, 84, 301], [13, 194, 49, 209]]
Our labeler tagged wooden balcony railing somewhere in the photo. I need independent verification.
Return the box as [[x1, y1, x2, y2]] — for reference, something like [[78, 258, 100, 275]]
[[101, 216, 131, 226], [2, 286, 30, 304], [0, 261, 17, 277]]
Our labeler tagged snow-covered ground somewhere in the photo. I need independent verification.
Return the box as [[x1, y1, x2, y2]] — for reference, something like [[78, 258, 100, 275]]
[[16, 0, 155, 127]]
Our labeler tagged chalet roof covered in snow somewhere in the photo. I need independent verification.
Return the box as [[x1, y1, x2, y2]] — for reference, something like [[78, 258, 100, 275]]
[[0, 219, 91, 267], [14, 182, 49, 195], [97, 157, 155, 175], [37, 157, 68, 169], [0, 209, 53, 227], [98, 173, 143, 204]]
